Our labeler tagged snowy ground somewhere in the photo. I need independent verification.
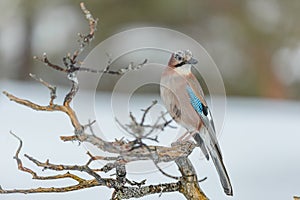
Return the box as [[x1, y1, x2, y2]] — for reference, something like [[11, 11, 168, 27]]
[[0, 80, 299, 200]]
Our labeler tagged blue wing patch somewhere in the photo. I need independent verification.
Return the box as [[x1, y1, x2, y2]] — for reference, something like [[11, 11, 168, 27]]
[[186, 86, 204, 115]]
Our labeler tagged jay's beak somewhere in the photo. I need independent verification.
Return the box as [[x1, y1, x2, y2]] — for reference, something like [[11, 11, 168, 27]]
[[186, 57, 198, 64]]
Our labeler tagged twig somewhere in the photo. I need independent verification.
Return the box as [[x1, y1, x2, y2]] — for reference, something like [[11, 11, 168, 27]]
[[77, 58, 148, 75], [33, 2, 98, 77], [116, 100, 174, 142], [78, 2, 97, 50], [140, 100, 157, 126], [101, 59, 148, 75], [24, 154, 105, 185], [33, 53, 67, 72], [64, 73, 79, 107], [3, 91, 83, 134], [0, 179, 100, 194], [29, 73, 57, 105]]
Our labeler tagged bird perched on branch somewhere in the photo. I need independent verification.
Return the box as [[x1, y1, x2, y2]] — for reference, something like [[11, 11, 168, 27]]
[[160, 50, 233, 196]]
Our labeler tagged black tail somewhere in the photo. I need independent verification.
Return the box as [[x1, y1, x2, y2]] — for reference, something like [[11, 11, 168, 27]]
[[194, 133, 233, 196], [210, 144, 233, 196]]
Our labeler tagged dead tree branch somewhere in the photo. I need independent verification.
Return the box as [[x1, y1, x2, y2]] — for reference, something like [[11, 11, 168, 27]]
[[0, 133, 205, 199], [1, 2, 208, 199], [2, 90, 83, 133]]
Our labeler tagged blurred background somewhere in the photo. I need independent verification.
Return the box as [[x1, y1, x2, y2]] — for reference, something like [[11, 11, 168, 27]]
[[1, 1, 300, 200], [1, 0, 300, 99]]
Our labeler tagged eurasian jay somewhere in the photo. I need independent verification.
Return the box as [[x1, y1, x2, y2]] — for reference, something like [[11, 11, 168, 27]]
[[160, 50, 233, 196]]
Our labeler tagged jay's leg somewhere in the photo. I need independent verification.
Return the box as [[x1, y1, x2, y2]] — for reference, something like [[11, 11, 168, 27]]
[[176, 130, 197, 142]]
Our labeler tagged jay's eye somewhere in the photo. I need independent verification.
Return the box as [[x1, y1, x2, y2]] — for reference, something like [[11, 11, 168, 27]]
[[175, 54, 183, 61]]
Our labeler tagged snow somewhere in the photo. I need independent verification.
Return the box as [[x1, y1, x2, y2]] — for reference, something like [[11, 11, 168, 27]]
[[0, 80, 299, 200]]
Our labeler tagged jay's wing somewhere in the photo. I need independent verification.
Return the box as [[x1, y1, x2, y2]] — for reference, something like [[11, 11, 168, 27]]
[[187, 73, 216, 132], [185, 76, 221, 157], [186, 82, 233, 196]]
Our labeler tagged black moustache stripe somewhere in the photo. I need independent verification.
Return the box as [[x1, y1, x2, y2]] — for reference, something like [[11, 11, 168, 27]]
[[175, 62, 186, 67]]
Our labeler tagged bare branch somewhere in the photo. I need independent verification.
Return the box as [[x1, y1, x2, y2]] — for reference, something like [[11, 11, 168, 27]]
[[176, 157, 208, 200], [77, 58, 148, 75], [78, 2, 97, 50], [3, 91, 83, 133], [0, 2, 210, 199], [33, 53, 67, 72], [24, 154, 105, 185], [64, 74, 79, 107], [29, 73, 57, 105], [101, 59, 148, 75], [140, 100, 157, 126], [1, 133, 205, 200], [112, 182, 180, 199], [33, 2, 98, 79], [0, 179, 99, 194], [61, 133, 196, 164], [0, 132, 100, 194]]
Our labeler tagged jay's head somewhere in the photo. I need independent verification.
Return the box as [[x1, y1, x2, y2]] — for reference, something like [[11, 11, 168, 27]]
[[168, 50, 198, 68]]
